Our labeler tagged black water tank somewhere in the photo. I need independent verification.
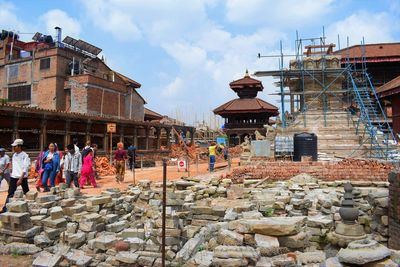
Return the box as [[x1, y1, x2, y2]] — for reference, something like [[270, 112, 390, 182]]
[[293, 132, 317, 161]]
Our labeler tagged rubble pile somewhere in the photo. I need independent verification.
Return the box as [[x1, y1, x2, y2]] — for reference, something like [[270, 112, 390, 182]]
[[227, 159, 394, 182], [170, 144, 207, 161], [95, 157, 116, 176], [0, 170, 398, 267]]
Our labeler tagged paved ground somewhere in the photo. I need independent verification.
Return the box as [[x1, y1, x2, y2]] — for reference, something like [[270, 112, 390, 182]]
[[0, 159, 239, 205]]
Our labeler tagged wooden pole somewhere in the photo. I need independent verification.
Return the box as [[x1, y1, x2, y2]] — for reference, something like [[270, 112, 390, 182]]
[[109, 132, 112, 165]]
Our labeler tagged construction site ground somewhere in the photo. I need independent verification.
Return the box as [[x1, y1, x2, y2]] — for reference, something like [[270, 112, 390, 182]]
[[0, 159, 239, 204]]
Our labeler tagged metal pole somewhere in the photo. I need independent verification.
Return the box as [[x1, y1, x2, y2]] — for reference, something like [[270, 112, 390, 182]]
[[140, 155, 143, 171], [161, 158, 167, 267], [280, 40, 286, 128]]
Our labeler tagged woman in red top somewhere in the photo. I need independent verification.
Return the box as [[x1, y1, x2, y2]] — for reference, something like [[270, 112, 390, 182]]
[[114, 142, 127, 184], [79, 149, 96, 189]]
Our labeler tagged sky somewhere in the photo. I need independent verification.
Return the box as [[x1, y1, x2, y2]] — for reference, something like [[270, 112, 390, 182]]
[[1, 0, 400, 125]]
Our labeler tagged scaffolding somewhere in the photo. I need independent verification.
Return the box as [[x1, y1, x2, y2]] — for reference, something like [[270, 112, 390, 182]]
[[255, 29, 397, 160]]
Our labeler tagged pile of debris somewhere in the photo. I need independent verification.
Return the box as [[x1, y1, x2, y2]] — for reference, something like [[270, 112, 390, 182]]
[[0, 171, 398, 266], [95, 157, 116, 176]]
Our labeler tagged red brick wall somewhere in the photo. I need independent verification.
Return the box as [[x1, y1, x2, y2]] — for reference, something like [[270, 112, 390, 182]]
[[228, 159, 394, 181], [389, 172, 400, 249]]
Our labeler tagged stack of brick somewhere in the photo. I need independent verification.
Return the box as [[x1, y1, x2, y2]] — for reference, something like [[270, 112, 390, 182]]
[[0, 199, 41, 243], [227, 159, 394, 182]]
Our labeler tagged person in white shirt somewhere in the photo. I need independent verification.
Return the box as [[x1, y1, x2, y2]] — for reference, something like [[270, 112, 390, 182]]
[[64, 144, 82, 188], [73, 138, 80, 154], [0, 148, 10, 186], [1, 139, 30, 213]]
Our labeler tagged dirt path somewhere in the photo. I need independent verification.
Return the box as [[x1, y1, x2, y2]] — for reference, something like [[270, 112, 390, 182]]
[[0, 159, 239, 204]]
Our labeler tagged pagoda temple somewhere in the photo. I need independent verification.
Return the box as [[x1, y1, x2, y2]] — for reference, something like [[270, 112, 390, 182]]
[[214, 70, 279, 146]]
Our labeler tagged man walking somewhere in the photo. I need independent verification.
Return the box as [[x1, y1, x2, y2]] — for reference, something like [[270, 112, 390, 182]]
[[0, 148, 10, 187], [64, 144, 82, 188], [127, 144, 136, 171], [114, 142, 128, 184], [1, 139, 30, 213], [208, 141, 218, 172]]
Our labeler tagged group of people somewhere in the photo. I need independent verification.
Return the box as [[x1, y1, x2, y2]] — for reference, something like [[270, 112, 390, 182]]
[[0, 138, 138, 213], [35, 139, 98, 192], [0, 139, 99, 213]]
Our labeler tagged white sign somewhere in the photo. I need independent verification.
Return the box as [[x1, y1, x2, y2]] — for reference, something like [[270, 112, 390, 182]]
[[177, 159, 187, 170]]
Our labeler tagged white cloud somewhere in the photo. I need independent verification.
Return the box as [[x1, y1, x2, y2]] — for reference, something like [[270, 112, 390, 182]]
[[162, 77, 183, 97], [225, 0, 335, 27], [39, 9, 81, 38], [80, 0, 214, 43], [79, 0, 288, 119], [326, 11, 398, 46], [0, 2, 27, 32]]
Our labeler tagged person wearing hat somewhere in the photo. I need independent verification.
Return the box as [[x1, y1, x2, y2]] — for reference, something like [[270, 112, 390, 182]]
[[1, 139, 31, 213], [0, 148, 10, 186]]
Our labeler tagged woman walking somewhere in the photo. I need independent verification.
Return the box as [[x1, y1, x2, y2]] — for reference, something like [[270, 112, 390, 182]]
[[79, 149, 97, 189], [41, 143, 60, 192], [114, 142, 127, 184]]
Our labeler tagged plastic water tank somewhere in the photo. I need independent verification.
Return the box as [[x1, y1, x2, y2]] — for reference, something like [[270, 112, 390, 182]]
[[293, 132, 317, 161]]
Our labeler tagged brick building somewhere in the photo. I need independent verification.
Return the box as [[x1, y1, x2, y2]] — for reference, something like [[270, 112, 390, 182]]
[[0, 29, 145, 120]]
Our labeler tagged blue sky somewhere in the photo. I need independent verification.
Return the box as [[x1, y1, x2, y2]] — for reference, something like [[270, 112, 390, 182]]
[[1, 0, 400, 125]]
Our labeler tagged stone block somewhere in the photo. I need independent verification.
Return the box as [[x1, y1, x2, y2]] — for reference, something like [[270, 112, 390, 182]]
[[0, 212, 31, 225], [30, 215, 47, 226], [116, 251, 139, 264], [42, 217, 67, 229], [93, 235, 118, 250], [6, 201, 28, 212], [34, 234, 52, 248], [105, 214, 119, 224], [50, 206, 64, 220], [229, 216, 306, 236], [254, 234, 280, 256], [86, 196, 112, 206], [106, 220, 127, 233], [45, 228, 61, 240], [217, 229, 244, 246], [278, 231, 310, 249], [25, 191, 38, 201], [121, 228, 145, 239], [64, 249, 93, 266], [0, 225, 41, 238], [32, 251, 63, 267], [79, 221, 97, 232], [36, 195, 56, 204], [60, 198, 75, 207], [63, 204, 86, 216], [67, 232, 86, 248]]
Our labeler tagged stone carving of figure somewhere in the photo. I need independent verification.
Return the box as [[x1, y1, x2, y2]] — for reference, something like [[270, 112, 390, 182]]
[[241, 136, 251, 153]]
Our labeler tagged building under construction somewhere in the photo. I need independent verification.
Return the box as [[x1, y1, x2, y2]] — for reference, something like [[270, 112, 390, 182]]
[[0, 28, 194, 153], [255, 33, 398, 159]]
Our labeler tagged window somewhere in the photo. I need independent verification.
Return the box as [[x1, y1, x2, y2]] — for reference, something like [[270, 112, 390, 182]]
[[40, 58, 51, 70], [8, 85, 31, 102], [8, 65, 18, 79]]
